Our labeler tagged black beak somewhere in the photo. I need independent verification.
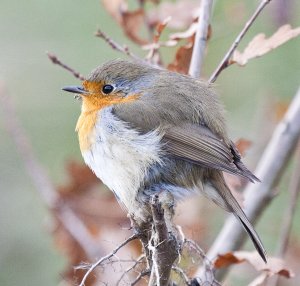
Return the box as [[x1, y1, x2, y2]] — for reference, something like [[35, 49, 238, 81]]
[[62, 86, 87, 95]]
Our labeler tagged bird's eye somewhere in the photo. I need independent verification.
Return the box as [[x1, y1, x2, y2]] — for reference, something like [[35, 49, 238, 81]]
[[102, 84, 114, 94]]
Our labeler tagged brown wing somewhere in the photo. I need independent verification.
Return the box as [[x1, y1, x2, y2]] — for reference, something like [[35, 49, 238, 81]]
[[164, 124, 259, 182]]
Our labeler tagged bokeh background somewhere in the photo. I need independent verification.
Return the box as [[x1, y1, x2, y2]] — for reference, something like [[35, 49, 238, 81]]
[[0, 0, 299, 285]]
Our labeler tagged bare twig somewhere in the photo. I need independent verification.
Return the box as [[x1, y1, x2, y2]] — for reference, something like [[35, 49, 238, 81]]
[[47, 52, 85, 80], [188, 0, 213, 78], [78, 233, 138, 286], [172, 266, 190, 285], [195, 87, 300, 282], [184, 239, 207, 260], [0, 82, 101, 258], [95, 29, 141, 61], [145, 17, 171, 65], [131, 269, 151, 286], [116, 255, 146, 285], [209, 0, 272, 83], [184, 239, 219, 286]]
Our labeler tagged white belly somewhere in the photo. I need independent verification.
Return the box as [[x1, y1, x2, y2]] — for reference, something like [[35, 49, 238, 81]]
[[82, 108, 163, 212]]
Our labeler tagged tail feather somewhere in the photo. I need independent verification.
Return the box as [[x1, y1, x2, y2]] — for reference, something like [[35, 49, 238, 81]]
[[236, 215, 267, 263], [209, 171, 267, 263]]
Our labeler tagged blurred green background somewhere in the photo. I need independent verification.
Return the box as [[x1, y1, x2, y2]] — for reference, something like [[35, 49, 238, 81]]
[[0, 0, 299, 285]]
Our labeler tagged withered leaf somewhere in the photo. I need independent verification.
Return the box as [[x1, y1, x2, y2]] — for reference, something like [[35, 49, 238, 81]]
[[167, 23, 197, 74], [121, 9, 148, 45], [54, 161, 132, 285], [168, 40, 194, 74], [214, 252, 241, 268], [148, 0, 199, 29], [235, 138, 252, 157], [232, 24, 300, 66], [153, 16, 171, 43], [101, 0, 127, 23], [143, 17, 173, 61], [214, 251, 295, 280], [101, 0, 148, 45]]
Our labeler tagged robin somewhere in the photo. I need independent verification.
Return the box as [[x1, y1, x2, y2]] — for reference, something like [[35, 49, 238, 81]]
[[63, 59, 266, 262]]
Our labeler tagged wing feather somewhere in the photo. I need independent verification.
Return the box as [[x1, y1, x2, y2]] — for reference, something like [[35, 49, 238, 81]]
[[163, 124, 259, 182]]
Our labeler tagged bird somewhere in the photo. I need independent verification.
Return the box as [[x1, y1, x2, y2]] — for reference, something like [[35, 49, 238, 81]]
[[62, 59, 266, 262]]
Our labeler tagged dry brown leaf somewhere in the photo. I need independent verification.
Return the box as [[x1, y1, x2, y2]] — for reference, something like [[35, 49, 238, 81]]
[[58, 161, 99, 195], [167, 21, 212, 73], [232, 24, 300, 66], [168, 41, 194, 74], [53, 161, 134, 285], [143, 17, 173, 59], [101, 0, 127, 23], [167, 24, 197, 74], [153, 16, 171, 43], [214, 252, 241, 268], [101, 0, 148, 45], [214, 251, 295, 279], [148, 0, 199, 29], [122, 9, 148, 45], [235, 138, 252, 157]]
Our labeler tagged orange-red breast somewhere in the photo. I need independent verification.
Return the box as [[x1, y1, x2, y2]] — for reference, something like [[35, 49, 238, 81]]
[[63, 59, 266, 262]]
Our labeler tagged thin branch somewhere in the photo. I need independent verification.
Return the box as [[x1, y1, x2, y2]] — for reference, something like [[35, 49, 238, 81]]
[[47, 52, 85, 80], [195, 87, 300, 282], [0, 82, 103, 259], [145, 17, 171, 65], [209, 0, 272, 83], [184, 239, 207, 260], [184, 239, 220, 286], [131, 269, 151, 286], [95, 29, 141, 61], [78, 233, 138, 286], [172, 266, 190, 285], [188, 0, 213, 78], [116, 255, 146, 286]]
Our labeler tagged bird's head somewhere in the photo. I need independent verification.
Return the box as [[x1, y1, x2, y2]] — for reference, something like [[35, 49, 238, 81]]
[[62, 59, 158, 112]]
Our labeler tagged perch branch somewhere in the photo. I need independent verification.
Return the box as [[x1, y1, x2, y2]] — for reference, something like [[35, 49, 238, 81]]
[[47, 52, 85, 80], [95, 29, 141, 61], [188, 0, 213, 78], [78, 233, 138, 286], [148, 194, 180, 286], [195, 87, 300, 282], [209, 0, 272, 83], [0, 82, 102, 259]]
